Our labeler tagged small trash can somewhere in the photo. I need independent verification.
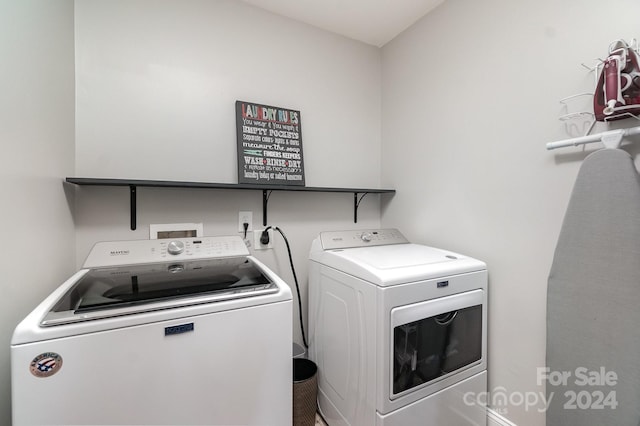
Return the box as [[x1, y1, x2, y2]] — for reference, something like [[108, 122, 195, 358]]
[[293, 358, 317, 426]]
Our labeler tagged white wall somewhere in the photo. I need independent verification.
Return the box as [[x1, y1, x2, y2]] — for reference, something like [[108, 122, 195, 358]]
[[75, 0, 382, 186], [0, 0, 75, 424], [381, 0, 640, 424], [73, 0, 384, 347]]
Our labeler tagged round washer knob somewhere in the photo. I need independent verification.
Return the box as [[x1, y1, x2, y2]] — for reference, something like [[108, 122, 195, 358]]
[[167, 240, 185, 255], [168, 263, 185, 273], [361, 232, 373, 242]]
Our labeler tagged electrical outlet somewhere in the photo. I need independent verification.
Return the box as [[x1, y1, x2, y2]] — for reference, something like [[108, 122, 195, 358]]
[[238, 211, 253, 234], [254, 228, 274, 250]]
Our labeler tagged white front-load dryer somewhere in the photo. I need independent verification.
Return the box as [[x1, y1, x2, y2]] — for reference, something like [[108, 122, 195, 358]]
[[308, 229, 488, 426]]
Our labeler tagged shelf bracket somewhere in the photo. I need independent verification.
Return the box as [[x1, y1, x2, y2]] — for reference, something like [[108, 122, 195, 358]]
[[129, 185, 137, 231], [262, 190, 273, 226], [354, 192, 369, 223]]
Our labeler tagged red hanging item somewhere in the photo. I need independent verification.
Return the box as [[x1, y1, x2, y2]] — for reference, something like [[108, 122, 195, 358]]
[[594, 39, 640, 121]]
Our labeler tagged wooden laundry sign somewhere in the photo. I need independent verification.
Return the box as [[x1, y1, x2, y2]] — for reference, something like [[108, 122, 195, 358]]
[[235, 100, 305, 186]]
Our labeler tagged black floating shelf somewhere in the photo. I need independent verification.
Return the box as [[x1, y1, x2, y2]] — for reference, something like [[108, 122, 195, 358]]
[[65, 177, 395, 230]]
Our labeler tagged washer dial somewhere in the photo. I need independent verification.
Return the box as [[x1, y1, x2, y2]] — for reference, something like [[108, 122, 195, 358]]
[[167, 240, 185, 255]]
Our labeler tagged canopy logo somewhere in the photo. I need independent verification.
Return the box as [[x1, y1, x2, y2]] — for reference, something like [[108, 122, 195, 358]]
[[463, 367, 619, 415]]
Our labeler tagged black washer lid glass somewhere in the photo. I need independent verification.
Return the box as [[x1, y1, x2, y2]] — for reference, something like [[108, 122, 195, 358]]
[[50, 256, 271, 314]]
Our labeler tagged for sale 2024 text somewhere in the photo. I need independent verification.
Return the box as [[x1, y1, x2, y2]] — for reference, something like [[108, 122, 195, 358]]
[[538, 367, 618, 410]]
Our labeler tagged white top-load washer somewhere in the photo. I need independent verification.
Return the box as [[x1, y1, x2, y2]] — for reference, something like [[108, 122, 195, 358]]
[[12, 236, 292, 426], [309, 229, 488, 426]]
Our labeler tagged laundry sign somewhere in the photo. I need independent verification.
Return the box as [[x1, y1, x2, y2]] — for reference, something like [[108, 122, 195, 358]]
[[235, 100, 305, 186]]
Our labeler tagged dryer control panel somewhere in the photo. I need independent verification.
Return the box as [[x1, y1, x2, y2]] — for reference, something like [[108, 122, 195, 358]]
[[319, 229, 409, 250]]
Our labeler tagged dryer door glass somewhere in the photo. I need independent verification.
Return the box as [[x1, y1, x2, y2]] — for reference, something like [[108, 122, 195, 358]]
[[392, 303, 482, 395]]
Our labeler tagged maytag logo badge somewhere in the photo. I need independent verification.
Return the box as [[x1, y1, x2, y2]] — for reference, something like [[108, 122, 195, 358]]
[[109, 250, 130, 256], [165, 323, 195, 336], [30, 352, 63, 378]]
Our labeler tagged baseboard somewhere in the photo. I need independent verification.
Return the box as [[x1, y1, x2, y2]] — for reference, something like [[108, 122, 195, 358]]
[[487, 408, 517, 426]]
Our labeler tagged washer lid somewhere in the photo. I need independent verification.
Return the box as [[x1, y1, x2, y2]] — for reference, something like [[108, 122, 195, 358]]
[[41, 256, 278, 326], [311, 243, 486, 286]]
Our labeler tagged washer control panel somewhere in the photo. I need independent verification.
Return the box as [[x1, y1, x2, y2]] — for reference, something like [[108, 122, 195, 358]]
[[319, 229, 409, 250], [83, 236, 250, 268]]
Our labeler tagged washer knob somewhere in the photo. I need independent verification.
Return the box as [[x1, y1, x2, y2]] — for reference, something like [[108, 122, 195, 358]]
[[361, 232, 373, 242], [167, 240, 185, 255], [168, 263, 185, 273]]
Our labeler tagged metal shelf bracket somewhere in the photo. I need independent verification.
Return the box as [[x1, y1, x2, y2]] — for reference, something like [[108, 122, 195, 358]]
[[129, 185, 137, 231], [354, 192, 369, 223], [262, 190, 273, 226]]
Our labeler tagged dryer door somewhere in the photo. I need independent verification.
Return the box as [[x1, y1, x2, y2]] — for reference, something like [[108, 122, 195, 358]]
[[390, 289, 484, 400]]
